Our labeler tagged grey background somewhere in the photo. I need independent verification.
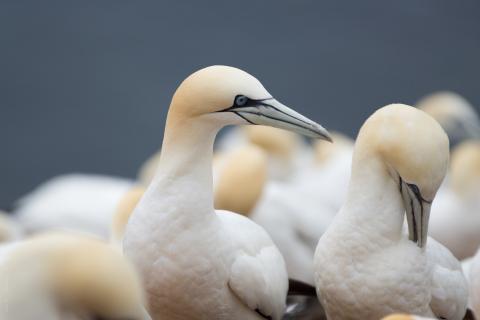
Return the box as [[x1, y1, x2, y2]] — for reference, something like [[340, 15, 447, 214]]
[[1, 0, 479, 208]]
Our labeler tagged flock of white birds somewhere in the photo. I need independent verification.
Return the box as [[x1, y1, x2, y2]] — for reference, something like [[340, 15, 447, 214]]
[[1, 65, 480, 320]]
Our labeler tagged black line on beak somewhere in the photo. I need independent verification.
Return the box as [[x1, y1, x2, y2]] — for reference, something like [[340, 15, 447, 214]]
[[233, 111, 255, 124], [398, 175, 432, 247]]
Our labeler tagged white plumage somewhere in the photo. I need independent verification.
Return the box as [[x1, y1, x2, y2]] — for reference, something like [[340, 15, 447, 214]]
[[123, 65, 331, 319], [314, 104, 468, 320], [249, 133, 352, 284], [14, 173, 134, 237], [0, 232, 148, 320], [467, 247, 480, 318], [429, 141, 480, 260]]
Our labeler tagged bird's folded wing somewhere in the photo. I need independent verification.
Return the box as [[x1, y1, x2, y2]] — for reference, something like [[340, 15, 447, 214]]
[[228, 246, 288, 320], [427, 238, 468, 320], [430, 265, 468, 320]]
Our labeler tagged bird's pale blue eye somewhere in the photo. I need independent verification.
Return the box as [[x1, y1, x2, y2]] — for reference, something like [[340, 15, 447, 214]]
[[235, 95, 248, 106]]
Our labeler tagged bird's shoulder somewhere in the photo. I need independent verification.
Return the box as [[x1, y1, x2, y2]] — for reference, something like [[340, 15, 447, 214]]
[[216, 210, 275, 251]]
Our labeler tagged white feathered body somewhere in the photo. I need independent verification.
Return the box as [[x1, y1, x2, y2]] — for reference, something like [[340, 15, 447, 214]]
[[429, 188, 480, 260], [124, 183, 288, 320], [14, 174, 133, 237], [314, 175, 467, 320], [252, 182, 335, 284], [294, 147, 352, 212]]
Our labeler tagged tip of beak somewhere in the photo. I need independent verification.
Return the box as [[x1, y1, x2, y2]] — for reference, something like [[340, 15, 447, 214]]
[[323, 132, 333, 143], [316, 126, 333, 143]]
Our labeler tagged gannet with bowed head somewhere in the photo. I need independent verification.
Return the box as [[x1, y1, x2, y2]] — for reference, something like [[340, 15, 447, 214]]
[[417, 91, 480, 148], [314, 104, 468, 320], [429, 141, 480, 260], [0, 232, 149, 320], [123, 65, 331, 320]]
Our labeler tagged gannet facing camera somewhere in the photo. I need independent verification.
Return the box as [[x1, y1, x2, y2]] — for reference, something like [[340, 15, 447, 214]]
[[429, 141, 480, 260], [314, 104, 468, 320], [0, 232, 148, 320], [123, 65, 331, 320], [417, 91, 480, 148]]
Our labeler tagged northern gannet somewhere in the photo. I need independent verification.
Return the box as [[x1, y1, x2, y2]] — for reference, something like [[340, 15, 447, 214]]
[[429, 141, 480, 260], [123, 65, 331, 320], [314, 104, 468, 320], [0, 232, 149, 320], [417, 91, 480, 148], [14, 173, 134, 237]]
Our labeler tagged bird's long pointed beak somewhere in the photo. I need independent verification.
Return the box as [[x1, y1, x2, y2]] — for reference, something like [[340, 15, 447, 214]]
[[400, 178, 431, 248], [227, 98, 332, 141]]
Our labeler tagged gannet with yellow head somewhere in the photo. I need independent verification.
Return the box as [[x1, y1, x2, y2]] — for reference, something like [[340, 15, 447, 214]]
[[123, 65, 331, 320], [429, 141, 480, 260], [0, 232, 149, 320], [314, 104, 468, 320], [417, 91, 480, 148]]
